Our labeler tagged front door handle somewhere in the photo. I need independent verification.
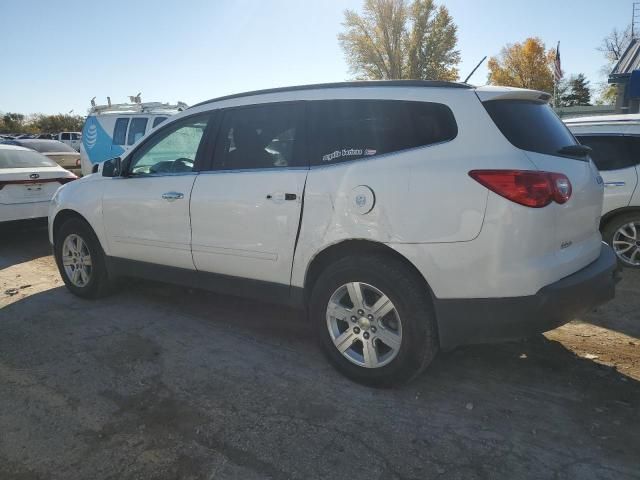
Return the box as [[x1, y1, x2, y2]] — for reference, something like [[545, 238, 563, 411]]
[[162, 191, 184, 201], [604, 182, 626, 188]]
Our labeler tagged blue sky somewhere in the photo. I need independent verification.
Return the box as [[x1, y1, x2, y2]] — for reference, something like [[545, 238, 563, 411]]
[[0, 0, 631, 114]]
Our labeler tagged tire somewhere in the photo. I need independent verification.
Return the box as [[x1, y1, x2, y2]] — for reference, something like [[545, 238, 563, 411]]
[[602, 213, 640, 269], [309, 254, 438, 387], [54, 217, 114, 298]]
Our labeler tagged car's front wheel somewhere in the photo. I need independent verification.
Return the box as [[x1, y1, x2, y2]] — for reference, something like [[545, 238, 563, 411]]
[[54, 217, 113, 298], [603, 213, 640, 269], [310, 254, 438, 387]]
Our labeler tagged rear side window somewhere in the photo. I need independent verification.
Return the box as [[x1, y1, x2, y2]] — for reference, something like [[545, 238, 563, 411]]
[[309, 100, 457, 165], [113, 118, 129, 145], [214, 103, 303, 170], [61, 132, 70, 140], [153, 116, 168, 128], [0, 149, 58, 168], [484, 100, 577, 157], [127, 118, 148, 145], [575, 135, 640, 171]]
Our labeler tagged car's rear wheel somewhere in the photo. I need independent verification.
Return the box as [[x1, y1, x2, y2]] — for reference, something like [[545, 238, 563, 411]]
[[603, 213, 640, 269], [310, 254, 438, 387], [54, 217, 113, 298]]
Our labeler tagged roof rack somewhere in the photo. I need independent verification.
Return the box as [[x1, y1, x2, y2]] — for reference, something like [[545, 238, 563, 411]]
[[89, 101, 188, 115], [191, 80, 472, 108]]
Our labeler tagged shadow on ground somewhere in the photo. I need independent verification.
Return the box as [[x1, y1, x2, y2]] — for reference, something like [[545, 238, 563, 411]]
[[0, 275, 638, 480]]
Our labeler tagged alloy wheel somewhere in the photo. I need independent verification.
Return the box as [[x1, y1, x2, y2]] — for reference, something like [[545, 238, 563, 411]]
[[62, 234, 93, 287], [326, 282, 402, 368]]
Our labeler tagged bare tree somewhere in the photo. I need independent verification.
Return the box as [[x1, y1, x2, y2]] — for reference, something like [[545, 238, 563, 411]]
[[598, 26, 632, 64]]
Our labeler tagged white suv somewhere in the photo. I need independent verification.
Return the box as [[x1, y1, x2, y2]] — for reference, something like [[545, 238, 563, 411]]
[[565, 115, 640, 268], [49, 81, 617, 386]]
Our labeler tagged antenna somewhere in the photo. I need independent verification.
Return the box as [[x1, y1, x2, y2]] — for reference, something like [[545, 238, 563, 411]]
[[633, 2, 640, 39], [463, 56, 487, 84]]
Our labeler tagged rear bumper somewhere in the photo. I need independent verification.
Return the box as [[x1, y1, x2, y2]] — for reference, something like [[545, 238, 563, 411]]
[[434, 243, 618, 349], [0, 201, 50, 223]]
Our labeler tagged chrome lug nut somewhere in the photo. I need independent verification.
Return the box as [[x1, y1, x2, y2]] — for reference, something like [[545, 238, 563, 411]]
[[367, 314, 374, 320], [351, 316, 357, 322], [354, 327, 361, 334], [363, 332, 370, 340], [371, 326, 377, 333], [357, 309, 364, 316]]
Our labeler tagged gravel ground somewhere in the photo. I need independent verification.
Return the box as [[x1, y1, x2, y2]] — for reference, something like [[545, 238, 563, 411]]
[[1, 223, 639, 480]]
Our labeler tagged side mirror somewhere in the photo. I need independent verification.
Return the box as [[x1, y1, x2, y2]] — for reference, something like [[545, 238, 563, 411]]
[[102, 157, 122, 177]]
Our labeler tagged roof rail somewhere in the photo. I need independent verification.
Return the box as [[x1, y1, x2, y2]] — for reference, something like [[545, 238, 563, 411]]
[[191, 80, 472, 108], [89, 101, 188, 114]]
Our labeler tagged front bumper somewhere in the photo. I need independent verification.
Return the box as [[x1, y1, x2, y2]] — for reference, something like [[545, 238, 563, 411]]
[[434, 243, 618, 349]]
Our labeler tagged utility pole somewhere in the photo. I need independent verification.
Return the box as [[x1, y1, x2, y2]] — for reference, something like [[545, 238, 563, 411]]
[[633, 2, 640, 39]]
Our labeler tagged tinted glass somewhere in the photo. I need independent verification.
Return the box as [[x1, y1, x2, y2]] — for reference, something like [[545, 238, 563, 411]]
[[483, 100, 577, 157], [61, 133, 70, 140], [576, 135, 640, 171], [127, 117, 148, 145], [0, 149, 58, 168], [113, 118, 129, 145], [18, 140, 76, 153], [308, 100, 457, 166], [129, 115, 210, 175], [153, 117, 168, 128], [71, 133, 80, 140], [215, 103, 302, 170]]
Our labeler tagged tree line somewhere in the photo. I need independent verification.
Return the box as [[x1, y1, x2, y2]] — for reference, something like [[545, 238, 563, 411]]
[[339, 0, 629, 106], [0, 112, 85, 134]]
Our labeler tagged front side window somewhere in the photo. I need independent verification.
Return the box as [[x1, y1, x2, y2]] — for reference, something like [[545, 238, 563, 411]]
[[575, 135, 640, 171], [127, 117, 148, 145], [308, 100, 457, 166], [128, 115, 210, 175], [214, 103, 303, 170], [61, 132, 70, 140], [113, 118, 129, 146]]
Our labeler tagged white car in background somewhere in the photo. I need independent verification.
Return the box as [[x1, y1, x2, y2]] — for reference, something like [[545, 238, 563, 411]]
[[566, 115, 640, 268], [0, 144, 76, 224]]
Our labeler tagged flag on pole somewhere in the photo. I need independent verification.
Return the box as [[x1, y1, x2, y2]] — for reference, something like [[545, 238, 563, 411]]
[[554, 41, 563, 83]]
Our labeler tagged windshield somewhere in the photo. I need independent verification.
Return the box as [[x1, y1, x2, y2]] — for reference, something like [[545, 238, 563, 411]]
[[0, 148, 59, 168], [19, 140, 77, 153], [483, 100, 578, 157]]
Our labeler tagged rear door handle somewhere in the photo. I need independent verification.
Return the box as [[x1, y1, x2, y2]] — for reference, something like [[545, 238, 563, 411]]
[[266, 192, 297, 201], [161, 191, 184, 201], [604, 182, 626, 188]]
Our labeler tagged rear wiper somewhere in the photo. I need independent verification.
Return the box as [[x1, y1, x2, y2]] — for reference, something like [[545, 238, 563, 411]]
[[557, 144, 592, 157]]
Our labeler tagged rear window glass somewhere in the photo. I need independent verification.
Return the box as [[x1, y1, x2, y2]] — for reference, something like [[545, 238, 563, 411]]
[[575, 135, 640, 171], [128, 118, 148, 145], [113, 118, 129, 145], [19, 140, 76, 153], [0, 149, 58, 168], [483, 100, 577, 156], [308, 100, 457, 165]]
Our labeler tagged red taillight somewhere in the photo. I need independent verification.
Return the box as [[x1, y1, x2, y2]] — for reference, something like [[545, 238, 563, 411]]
[[469, 170, 572, 208], [76, 158, 81, 167]]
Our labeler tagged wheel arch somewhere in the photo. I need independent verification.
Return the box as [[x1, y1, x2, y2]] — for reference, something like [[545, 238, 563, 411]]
[[52, 209, 103, 250], [600, 206, 640, 229], [303, 239, 435, 306]]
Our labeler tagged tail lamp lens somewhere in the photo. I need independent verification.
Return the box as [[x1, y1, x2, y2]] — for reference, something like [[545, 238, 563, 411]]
[[469, 170, 572, 208]]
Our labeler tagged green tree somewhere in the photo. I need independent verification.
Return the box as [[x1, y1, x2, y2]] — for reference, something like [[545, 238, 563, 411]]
[[487, 37, 555, 94], [2, 112, 26, 133], [338, 0, 460, 81], [561, 74, 592, 106], [32, 114, 85, 133]]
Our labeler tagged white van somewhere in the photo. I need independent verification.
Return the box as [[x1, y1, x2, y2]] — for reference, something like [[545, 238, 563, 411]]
[[53, 132, 82, 151], [80, 101, 186, 176], [565, 114, 640, 268]]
